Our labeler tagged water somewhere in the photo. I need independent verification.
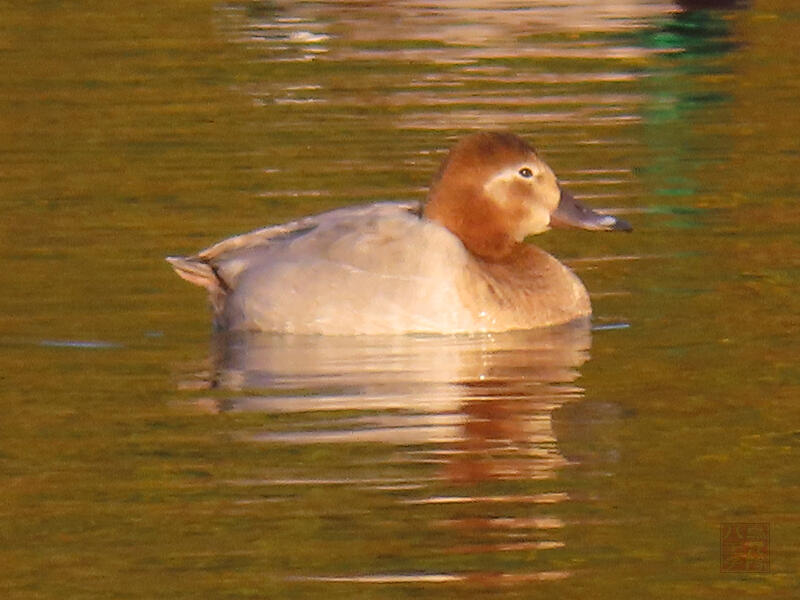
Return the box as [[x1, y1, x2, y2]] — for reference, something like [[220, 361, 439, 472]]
[[2, 1, 798, 598]]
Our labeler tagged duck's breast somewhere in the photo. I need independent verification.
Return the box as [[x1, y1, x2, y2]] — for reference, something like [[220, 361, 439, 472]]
[[457, 245, 591, 332]]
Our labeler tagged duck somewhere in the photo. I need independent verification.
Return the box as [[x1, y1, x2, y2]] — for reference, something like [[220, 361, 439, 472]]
[[167, 131, 631, 335]]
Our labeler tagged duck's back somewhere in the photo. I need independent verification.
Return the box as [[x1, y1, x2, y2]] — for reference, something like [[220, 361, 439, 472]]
[[171, 203, 478, 334]]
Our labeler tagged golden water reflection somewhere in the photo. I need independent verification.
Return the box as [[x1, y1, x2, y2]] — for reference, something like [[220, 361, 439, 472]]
[[218, 0, 676, 139], [3, 0, 797, 595]]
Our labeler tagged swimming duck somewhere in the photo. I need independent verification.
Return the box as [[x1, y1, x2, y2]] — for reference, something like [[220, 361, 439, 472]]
[[167, 132, 631, 334]]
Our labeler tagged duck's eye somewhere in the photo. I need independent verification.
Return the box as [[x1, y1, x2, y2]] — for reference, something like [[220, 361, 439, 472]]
[[518, 167, 533, 178]]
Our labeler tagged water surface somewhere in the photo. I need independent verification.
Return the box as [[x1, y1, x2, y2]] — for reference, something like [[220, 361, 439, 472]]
[[1, 1, 798, 598]]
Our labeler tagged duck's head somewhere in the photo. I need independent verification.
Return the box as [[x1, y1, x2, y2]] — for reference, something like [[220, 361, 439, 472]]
[[423, 131, 631, 261]]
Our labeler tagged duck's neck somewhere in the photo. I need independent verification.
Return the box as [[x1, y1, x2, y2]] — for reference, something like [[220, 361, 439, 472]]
[[423, 186, 517, 261]]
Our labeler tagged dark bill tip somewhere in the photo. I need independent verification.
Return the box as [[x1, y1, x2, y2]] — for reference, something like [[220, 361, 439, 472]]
[[608, 216, 633, 232], [550, 188, 633, 233]]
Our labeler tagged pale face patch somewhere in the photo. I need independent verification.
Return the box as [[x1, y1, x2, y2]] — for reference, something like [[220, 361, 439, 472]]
[[482, 160, 561, 240]]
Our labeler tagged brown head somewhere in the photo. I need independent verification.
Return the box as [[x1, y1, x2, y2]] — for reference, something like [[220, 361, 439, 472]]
[[423, 132, 631, 261]]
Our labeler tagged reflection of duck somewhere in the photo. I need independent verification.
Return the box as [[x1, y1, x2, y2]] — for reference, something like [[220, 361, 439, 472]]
[[185, 318, 594, 582], [169, 133, 630, 334], [193, 319, 590, 454]]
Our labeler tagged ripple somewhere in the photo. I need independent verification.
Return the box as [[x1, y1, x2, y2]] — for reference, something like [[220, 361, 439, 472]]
[[39, 339, 122, 349], [402, 492, 569, 505], [289, 570, 571, 583]]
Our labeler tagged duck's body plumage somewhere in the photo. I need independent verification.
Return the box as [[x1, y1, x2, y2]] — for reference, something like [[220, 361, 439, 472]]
[[168, 201, 590, 334], [168, 132, 630, 335]]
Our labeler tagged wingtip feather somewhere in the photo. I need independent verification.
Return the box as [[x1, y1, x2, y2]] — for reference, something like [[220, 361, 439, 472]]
[[166, 256, 218, 291]]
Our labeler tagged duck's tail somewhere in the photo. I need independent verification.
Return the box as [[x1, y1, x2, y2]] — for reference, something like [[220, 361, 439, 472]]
[[166, 256, 230, 294]]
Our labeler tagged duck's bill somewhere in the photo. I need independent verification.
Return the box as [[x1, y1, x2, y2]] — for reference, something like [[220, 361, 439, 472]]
[[550, 188, 632, 232]]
